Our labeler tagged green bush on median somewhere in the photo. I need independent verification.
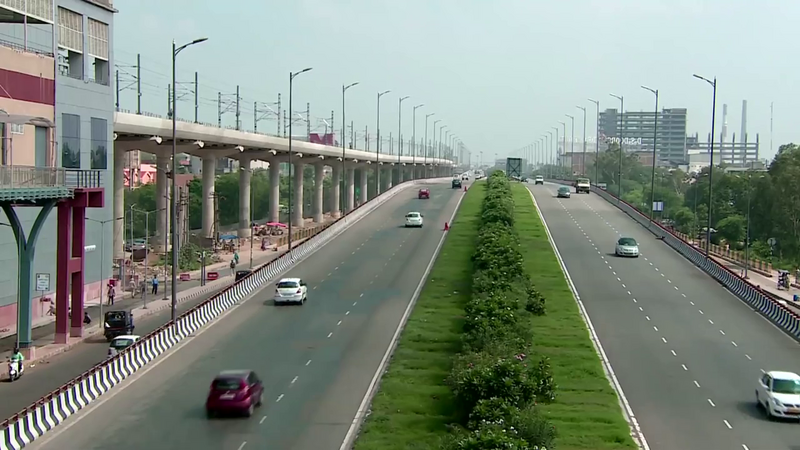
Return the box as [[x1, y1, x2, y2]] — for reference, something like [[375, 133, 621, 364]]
[[442, 171, 556, 450]]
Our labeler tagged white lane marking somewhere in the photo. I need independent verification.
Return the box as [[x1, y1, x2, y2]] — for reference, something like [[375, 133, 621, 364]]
[[661, 337, 668, 343], [653, 326, 658, 331], [259, 416, 267, 424], [690, 301, 695, 306], [682, 364, 688, 371], [306, 359, 312, 366], [719, 330, 725, 335], [723, 420, 732, 429], [681, 293, 687, 297], [337, 320, 342, 326], [291, 376, 298, 384], [708, 319, 714, 324], [276, 394, 284, 402], [353, 301, 358, 306], [345, 311, 350, 315], [731, 341, 738, 347], [694, 380, 700, 387], [360, 293, 364, 297], [670, 350, 677, 356], [708, 399, 716, 407], [743, 445, 750, 450], [745, 354, 752, 360], [698, 309, 704, 315], [639, 306, 644, 311], [237, 442, 247, 450]]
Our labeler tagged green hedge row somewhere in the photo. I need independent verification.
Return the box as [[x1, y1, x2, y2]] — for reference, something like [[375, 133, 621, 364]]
[[441, 172, 556, 450]]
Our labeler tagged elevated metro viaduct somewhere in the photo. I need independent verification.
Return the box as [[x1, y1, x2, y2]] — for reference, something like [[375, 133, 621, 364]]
[[0, 165, 103, 357], [111, 113, 455, 265]]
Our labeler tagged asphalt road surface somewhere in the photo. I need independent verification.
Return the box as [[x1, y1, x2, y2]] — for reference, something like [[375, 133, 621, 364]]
[[29, 182, 463, 450], [529, 182, 800, 450]]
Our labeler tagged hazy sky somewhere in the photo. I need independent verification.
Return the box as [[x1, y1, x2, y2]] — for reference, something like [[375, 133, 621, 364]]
[[114, 0, 798, 163]]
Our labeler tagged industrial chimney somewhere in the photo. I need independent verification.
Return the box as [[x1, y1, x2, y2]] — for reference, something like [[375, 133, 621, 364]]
[[721, 104, 728, 143], [740, 100, 748, 143]]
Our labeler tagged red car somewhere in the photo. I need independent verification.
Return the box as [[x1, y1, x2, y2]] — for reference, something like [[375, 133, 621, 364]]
[[206, 370, 264, 418], [418, 188, 430, 199]]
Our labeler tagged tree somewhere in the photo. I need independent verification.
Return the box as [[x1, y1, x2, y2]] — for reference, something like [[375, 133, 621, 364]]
[[716, 215, 745, 246]]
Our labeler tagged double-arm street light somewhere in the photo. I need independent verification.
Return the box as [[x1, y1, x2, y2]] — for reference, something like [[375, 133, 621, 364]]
[[693, 74, 717, 257], [397, 96, 410, 172], [588, 99, 600, 183], [376, 90, 391, 192], [609, 93, 624, 200], [287, 67, 313, 253], [171, 37, 207, 326], [341, 82, 359, 216], [411, 104, 424, 171], [641, 85, 659, 225]]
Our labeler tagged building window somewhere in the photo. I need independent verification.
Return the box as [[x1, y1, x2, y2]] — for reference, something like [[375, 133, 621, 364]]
[[61, 113, 81, 168], [90, 117, 107, 169], [10, 123, 24, 134], [88, 18, 109, 85], [57, 7, 83, 79]]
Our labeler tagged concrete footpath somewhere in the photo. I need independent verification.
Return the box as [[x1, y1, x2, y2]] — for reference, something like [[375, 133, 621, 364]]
[[0, 226, 329, 374]]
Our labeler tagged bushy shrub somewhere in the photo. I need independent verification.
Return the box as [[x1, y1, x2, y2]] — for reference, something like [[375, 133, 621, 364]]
[[442, 169, 557, 447]]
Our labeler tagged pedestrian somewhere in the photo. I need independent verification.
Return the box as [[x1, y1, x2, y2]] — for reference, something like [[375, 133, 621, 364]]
[[229, 259, 236, 276], [151, 275, 159, 295], [107, 283, 116, 306]]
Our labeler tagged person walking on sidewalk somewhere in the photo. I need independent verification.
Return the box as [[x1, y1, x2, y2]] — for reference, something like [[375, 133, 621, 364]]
[[151, 275, 159, 295], [107, 283, 116, 306], [229, 259, 237, 277]]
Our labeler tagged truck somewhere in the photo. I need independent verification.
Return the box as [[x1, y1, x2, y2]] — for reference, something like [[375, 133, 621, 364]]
[[575, 177, 591, 194]]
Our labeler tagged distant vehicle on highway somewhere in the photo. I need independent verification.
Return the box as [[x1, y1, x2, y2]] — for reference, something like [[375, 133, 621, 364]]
[[557, 186, 571, 198], [756, 371, 800, 420], [418, 188, 430, 199], [535, 175, 544, 185], [206, 370, 264, 418], [615, 237, 640, 257], [575, 177, 591, 194], [452, 178, 462, 189], [462, 174, 469, 180], [405, 211, 424, 228], [274, 278, 308, 305], [107, 334, 140, 359]]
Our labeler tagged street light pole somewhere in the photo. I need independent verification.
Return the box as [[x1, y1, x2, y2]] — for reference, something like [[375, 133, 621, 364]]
[[412, 104, 424, 176], [641, 86, 659, 225], [588, 99, 600, 184], [432, 120, 441, 176], [693, 74, 717, 257], [576, 106, 587, 176], [375, 90, 390, 193], [565, 115, 575, 176], [171, 37, 207, 326], [610, 93, 624, 201], [287, 67, 313, 253], [424, 113, 434, 176], [397, 96, 410, 175], [341, 82, 359, 215]]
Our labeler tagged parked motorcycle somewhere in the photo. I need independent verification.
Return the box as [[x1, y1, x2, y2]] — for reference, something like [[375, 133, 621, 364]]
[[778, 270, 790, 290]]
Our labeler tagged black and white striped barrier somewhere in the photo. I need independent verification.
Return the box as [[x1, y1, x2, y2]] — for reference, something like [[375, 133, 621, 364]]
[[546, 179, 800, 341], [0, 178, 441, 450]]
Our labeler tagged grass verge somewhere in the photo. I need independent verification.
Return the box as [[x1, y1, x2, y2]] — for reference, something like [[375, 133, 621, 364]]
[[353, 183, 485, 450], [511, 183, 635, 450]]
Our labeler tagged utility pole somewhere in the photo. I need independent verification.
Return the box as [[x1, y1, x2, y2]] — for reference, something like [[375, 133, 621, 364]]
[[218, 90, 237, 127], [306, 103, 311, 140], [193, 72, 199, 123], [235, 85, 241, 131]]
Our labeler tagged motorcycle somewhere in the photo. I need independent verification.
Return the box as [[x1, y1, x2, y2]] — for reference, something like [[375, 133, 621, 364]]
[[778, 270, 790, 290], [7, 360, 23, 381]]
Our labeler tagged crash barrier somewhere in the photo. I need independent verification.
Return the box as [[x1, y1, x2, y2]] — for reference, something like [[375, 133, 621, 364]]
[[0, 177, 449, 450], [545, 178, 800, 341]]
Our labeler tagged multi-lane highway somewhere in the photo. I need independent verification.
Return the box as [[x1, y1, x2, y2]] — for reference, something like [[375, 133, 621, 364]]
[[28, 181, 462, 450], [0, 281, 238, 419], [530, 182, 800, 450]]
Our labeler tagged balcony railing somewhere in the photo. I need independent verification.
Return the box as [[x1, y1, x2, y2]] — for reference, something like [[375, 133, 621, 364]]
[[0, 166, 103, 189]]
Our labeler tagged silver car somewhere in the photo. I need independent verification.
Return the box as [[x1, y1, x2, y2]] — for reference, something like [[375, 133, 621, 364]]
[[615, 237, 639, 257]]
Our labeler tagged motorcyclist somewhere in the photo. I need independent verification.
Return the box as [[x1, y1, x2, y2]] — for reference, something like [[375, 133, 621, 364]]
[[10, 347, 24, 372]]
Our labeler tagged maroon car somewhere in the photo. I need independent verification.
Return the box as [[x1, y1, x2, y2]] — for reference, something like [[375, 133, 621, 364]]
[[206, 370, 264, 418], [418, 188, 430, 199]]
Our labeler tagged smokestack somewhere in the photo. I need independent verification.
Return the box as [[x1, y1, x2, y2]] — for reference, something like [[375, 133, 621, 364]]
[[721, 103, 728, 143], [740, 100, 747, 144]]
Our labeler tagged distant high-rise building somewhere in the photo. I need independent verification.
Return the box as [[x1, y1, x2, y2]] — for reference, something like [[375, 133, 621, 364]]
[[599, 108, 688, 164]]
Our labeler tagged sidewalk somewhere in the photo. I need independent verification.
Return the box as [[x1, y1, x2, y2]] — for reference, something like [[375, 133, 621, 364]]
[[709, 254, 800, 313], [0, 217, 335, 367]]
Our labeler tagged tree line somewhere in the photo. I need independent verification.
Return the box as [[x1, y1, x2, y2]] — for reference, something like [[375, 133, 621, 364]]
[[584, 142, 800, 268]]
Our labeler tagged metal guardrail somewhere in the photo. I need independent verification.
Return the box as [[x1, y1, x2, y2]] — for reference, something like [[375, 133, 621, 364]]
[[0, 166, 103, 189]]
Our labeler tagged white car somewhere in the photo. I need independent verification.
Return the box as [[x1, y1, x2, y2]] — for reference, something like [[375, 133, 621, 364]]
[[534, 176, 544, 185], [615, 237, 640, 257], [405, 212, 423, 228], [756, 371, 800, 419], [107, 334, 140, 358], [274, 278, 308, 305]]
